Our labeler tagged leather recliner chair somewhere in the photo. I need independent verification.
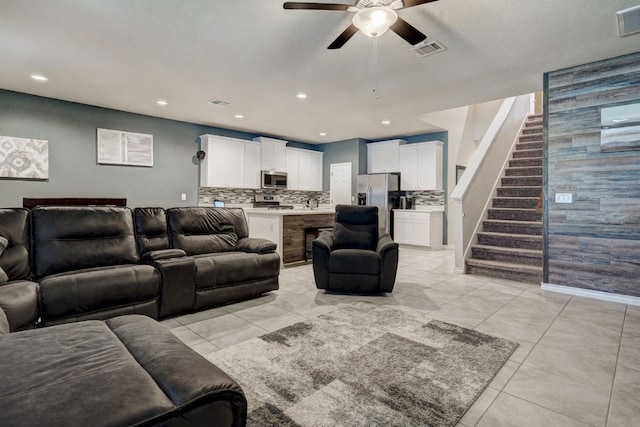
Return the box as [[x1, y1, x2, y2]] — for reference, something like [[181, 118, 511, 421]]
[[311, 205, 399, 293]]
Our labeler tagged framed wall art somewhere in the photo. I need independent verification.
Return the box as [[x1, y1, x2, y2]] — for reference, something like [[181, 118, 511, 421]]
[[97, 128, 153, 167], [0, 135, 49, 180], [600, 103, 640, 152]]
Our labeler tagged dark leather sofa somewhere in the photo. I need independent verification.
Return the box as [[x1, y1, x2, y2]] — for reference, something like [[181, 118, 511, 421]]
[[0, 206, 279, 327], [0, 312, 247, 427]]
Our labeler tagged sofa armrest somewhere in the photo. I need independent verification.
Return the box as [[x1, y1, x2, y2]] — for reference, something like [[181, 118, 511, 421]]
[[376, 234, 399, 293], [141, 248, 187, 263], [0, 281, 39, 331], [236, 237, 277, 254], [106, 315, 247, 426], [311, 232, 334, 290]]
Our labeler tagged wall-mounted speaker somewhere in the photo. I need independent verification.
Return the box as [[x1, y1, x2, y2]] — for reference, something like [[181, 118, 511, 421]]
[[617, 5, 640, 37], [196, 150, 206, 160]]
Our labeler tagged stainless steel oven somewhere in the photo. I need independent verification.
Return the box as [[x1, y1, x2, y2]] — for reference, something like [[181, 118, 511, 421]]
[[261, 170, 287, 189]]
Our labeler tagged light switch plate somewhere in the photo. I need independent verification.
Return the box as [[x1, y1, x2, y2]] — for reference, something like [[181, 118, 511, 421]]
[[555, 193, 572, 203], [181, 193, 187, 201]]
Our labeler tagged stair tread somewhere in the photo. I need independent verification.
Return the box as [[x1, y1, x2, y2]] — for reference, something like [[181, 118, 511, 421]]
[[466, 258, 543, 272], [471, 244, 542, 255], [484, 219, 542, 225], [477, 231, 543, 240]]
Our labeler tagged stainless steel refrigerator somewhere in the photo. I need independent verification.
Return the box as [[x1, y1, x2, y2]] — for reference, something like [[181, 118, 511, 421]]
[[356, 173, 399, 236]]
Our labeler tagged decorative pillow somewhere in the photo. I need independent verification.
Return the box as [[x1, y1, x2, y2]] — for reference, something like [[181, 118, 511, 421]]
[[0, 236, 8, 284]]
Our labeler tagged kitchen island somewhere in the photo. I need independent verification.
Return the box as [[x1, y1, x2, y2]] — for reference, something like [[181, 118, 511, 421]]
[[244, 208, 335, 265]]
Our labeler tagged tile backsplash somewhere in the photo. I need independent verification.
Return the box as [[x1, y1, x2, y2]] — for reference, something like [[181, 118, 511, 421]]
[[406, 190, 445, 206], [199, 187, 330, 206]]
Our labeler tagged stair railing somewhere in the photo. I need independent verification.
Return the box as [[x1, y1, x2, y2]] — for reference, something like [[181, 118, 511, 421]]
[[450, 95, 531, 273]]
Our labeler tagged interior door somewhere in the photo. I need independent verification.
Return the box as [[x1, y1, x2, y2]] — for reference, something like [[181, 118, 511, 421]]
[[330, 162, 352, 207]]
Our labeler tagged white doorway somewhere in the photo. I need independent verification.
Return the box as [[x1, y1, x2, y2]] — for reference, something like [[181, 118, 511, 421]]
[[330, 162, 352, 208]]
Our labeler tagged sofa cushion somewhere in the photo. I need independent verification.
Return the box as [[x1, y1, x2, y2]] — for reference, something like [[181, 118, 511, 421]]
[[0, 237, 7, 284], [0, 208, 31, 281], [329, 249, 380, 275], [194, 252, 280, 289], [0, 281, 38, 331], [167, 207, 250, 255], [31, 206, 140, 278], [38, 265, 160, 323], [0, 307, 9, 335], [134, 207, 170, 254]]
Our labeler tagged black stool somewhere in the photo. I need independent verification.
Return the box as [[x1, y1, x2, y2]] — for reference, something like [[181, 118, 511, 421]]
[[304, 227, 333, 262]]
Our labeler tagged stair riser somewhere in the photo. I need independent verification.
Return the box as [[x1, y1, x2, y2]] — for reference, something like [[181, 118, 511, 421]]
[[519, 134, 542, 142], [471, 248, 542, 266], [493, 198, 538, 208], [505, 167, 542, 177], [502, 176, 543, 186], [512, 149, 543, 159], [466, 264, 542, 284], [478, 234, 542, 250], [509, 158, 542, 168], [516, 141, 543, 150], [497, 187, 541, 197], [482, 221, 542, 235], [488, 209, 541, 221], [522, 126, 542, 134]]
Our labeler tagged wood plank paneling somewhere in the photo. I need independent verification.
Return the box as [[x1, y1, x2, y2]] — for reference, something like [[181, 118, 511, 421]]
[[544, 51, 640, 297], [282, 214, 334, 264]]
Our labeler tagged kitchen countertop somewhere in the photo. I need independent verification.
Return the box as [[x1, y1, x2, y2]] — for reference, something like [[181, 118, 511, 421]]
[[243, 207, 335, 216], [393, 206, 445, 213]]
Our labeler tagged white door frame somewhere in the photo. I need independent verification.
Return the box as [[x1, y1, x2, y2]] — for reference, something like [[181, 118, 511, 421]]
[[330, 162, 353, 207]]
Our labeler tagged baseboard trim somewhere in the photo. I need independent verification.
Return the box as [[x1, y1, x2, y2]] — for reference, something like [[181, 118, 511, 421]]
[[542, 282, 640, 307]]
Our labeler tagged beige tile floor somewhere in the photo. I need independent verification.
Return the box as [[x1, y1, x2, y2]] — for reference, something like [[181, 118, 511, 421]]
[[163, 246, 640, 427]]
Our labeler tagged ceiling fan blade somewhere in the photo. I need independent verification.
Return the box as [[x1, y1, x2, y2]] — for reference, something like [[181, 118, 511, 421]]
[[390, 17, 427, 45], [283, 2, 352, 11], [396, 0, 439, 9], [328, 24, 359, 49]]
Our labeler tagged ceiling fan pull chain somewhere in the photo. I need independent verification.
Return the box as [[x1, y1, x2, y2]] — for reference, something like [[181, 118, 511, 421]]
[[373, 37, 379, 100]]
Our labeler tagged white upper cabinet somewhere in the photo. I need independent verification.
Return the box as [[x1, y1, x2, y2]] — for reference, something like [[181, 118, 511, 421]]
[[398, 141, 443, 190], [199, 135, 261, 188], [367, 139, 405, 173], [254, 137, 287, 172], [286, 147, 323, 191]]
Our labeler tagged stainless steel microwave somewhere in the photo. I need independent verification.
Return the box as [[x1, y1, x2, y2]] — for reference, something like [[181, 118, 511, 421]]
[[261, 170, 287, 189]]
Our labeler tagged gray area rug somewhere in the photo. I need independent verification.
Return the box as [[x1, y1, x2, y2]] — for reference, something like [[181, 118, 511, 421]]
[[207, 301, 518, 426]]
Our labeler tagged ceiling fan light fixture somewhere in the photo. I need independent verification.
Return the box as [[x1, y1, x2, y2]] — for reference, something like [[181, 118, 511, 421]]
[[352, 6, 398, 37]]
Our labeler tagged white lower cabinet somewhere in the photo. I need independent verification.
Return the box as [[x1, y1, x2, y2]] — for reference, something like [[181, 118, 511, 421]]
[[393, 210, 442, 249]]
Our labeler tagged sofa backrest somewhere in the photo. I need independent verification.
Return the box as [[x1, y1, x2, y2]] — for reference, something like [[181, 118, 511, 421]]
[[333, 204, 379, 251], [0, 208, 31, 281], [31, 206, 139, 278], [134, 207, 170, 254], [166, 207, 249, 256]]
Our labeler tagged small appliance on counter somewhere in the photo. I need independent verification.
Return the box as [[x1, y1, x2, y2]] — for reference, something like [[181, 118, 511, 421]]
[[253, 194, 294, 210], [213, 199, 225, 207], [399, 196, 414, 210]]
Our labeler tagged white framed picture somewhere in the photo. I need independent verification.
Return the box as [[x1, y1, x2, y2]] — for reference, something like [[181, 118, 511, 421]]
[[97, 128, 153, 167], [0, 135, 49, 179], [600, 103, 640, 152]]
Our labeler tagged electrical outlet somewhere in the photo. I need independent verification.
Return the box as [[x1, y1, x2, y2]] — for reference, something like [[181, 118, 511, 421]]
[[181, 193, 187, 201], [555, 193, 572, 203]]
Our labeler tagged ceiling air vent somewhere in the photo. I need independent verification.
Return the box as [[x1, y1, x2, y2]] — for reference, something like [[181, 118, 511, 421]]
[[207, 99, 231, 107], [411, 40, 446, 58], [617, 5, 640, 36]]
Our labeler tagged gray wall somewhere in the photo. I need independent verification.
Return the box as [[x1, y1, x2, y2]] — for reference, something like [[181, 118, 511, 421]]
[[0, 90, 312, 208], [544, 51, 640, 297], [321, 138, 368, 199]]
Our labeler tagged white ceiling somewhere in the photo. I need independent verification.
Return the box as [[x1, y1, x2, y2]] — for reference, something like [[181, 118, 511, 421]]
[[1, 0, 639, 144]]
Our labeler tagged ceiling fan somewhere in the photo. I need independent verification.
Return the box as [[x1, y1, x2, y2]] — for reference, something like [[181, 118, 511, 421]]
[[283, 0, 439, 49]]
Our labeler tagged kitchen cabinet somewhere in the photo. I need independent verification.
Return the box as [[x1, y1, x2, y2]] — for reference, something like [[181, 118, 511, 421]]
[[254, 137, 287, 172], [398, 141, 443, 191], [286, 147, 323, 191], [199, 134, 260, 188], [367, 139, 404, 173], [393, 210, 443, 249]]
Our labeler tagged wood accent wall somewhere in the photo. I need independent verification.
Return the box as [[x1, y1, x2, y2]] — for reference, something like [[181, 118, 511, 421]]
[[282, 214, 334, 264], [544, 51, 640, 297]]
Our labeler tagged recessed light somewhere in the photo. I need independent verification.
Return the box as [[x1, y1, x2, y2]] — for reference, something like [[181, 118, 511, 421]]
[[30, 74, 48, 82], [156, 100, 168, 106], [381, 120, 391, 125], [296, 93, 307, 99], [319, 132, 327, 136], [234, 114, 244, 119]]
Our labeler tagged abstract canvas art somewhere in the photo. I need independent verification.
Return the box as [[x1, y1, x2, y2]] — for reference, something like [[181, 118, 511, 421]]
[[0, 136, 49, 179], [600, 103, 640, 152], [97, 128, 153, 167]]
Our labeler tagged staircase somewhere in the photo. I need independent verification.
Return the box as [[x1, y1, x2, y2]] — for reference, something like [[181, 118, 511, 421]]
[[465, 114, 543, 284]]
